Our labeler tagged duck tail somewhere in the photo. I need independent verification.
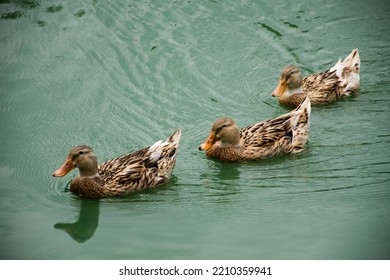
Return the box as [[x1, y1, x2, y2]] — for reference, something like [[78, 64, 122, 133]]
[[296, 95, 311, 111], [288, 96, 311, 153], [295, 96, 311, 122], [167, 128, 182, 150], [148, 129, 182, 163], [330, 48, 361, 95], [148, 140, 164, 163], [155, 128, 182, 181]]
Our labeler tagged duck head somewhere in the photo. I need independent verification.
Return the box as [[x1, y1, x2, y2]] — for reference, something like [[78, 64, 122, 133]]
[[52, 145, 98, 177], [199, 117, 240, 151], [272, 65, 303, 97]]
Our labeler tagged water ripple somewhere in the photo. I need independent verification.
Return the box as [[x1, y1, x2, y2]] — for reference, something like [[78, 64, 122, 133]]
[[1, 0, 390, 259]]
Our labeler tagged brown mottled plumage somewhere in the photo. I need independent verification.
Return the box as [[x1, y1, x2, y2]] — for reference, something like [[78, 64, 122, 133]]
[[52, 129, 181, 198], [272, 49, 360, 107], [198, 97, 311, 162]]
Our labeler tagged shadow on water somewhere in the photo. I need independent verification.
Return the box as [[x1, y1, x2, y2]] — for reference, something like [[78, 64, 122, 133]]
[[53, 176, 179, 243], [213, 161, 241, 181], [197, 161, 244, 204], [200, 160, 241, 183], [54, 199, 100, 243]]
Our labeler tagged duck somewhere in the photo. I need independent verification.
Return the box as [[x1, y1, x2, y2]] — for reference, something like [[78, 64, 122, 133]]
[[198, 97, 311, 162], [272, 49, 360, 107], [52, 129, 181, 198]]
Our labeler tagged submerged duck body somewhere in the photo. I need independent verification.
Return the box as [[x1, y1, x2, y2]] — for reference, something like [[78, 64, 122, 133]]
[[199, 97, 311, 162], [52, 129, 181, 198], [272, 49, 360, 107]]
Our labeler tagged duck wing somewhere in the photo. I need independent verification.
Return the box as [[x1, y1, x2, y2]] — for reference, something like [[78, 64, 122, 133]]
[[241, 97, 310, 149]]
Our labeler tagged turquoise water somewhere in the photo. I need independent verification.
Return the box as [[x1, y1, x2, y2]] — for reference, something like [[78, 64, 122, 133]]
[[0, 0, 389, 259]]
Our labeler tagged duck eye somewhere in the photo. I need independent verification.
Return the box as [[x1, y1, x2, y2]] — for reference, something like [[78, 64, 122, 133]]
[[219, 124, 227, 131], [79, 151, 84, 155]]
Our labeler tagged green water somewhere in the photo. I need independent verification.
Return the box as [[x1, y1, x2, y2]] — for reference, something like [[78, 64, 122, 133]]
[[1, 0, 389, 260]]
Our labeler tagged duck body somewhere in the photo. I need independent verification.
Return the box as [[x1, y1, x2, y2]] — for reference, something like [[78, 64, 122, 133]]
[[199, 97, 311, 162], [52, 129, 181, 198], [272, 49, 360, 107]]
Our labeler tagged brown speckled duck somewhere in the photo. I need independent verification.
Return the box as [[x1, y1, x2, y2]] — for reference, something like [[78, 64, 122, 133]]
[[272, 49, 360, 107], [52, 129, 181, 198], [198, 97, 311, 162]]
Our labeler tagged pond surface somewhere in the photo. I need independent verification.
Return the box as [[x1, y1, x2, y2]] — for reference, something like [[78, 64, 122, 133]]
[[0, 0, 389, 259]]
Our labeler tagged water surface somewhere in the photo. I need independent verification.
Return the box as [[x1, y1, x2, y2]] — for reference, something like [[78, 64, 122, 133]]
[[1, 0, 390, 259]]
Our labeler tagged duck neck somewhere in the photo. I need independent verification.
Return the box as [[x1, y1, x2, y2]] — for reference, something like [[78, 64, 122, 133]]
[[79, 169, 99, 178], [286, 86, 304, 97], [78, 163, 99, 177]]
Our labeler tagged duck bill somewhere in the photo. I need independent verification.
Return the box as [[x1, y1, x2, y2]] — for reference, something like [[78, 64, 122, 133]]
[[198, 131, 217, 151], [52, 157, 75, 177], [272, 79, 287, 97]]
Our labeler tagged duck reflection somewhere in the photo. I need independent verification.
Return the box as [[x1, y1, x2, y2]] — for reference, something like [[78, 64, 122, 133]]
[[201, 160, 241, 181], [216, 162, 241, 181], [199, 161, 242, 204], [54, 199, 100, 243]]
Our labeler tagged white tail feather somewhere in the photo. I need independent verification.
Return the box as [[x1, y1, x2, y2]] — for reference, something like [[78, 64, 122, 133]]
[[295, 96, 311, 118], [330, 49, 360, 94], [149, 141, 164, 163], [289, 113, 300, 130], [330, 49, 360, 77], [148, 128, 182, 162], [150, 140, 163, 150]]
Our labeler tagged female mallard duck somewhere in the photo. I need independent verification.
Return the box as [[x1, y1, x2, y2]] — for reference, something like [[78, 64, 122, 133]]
[[198, 97, 311, 162], [272, 49, 360, 107], [52, 129, 181, 198]]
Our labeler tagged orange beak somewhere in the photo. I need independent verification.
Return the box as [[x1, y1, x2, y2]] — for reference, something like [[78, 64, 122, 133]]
[[271, 79, 287, 97], [52, 157, 75, 177], [198, 131, 217, 151]]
